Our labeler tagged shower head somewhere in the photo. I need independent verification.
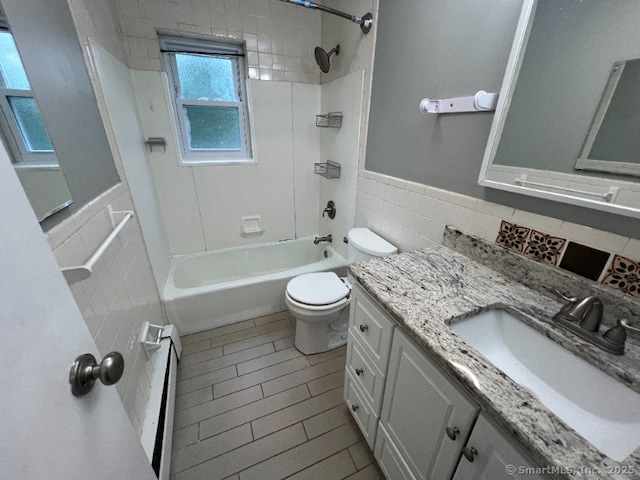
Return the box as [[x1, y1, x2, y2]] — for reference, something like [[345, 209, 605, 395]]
[[314, 44, 340, 73]]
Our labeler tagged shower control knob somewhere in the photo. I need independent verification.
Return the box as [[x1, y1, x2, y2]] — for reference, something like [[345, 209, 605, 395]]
[[69, 351, 125, 396]]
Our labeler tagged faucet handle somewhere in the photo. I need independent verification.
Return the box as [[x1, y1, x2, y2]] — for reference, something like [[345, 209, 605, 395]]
[[603, 319, 628, 349], [620, 318, 640, 333], [551, 288, 578, 303]]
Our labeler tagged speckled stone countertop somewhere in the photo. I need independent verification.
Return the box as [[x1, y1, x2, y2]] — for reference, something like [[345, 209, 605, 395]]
[[348, 244, 640, 479]]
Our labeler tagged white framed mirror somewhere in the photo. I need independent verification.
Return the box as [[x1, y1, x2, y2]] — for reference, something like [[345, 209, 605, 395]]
[[479, 0, 640, 219]]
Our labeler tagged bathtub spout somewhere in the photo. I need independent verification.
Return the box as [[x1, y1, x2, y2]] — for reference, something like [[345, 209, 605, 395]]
[[313, 235, 332, 245]]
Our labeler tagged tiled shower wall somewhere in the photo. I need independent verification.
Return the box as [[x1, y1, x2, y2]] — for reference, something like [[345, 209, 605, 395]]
[[114, 0, 322, 83], [355, 170, 640, 300]]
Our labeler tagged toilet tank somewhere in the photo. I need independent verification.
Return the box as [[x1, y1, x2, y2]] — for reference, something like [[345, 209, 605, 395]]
[[347, 228, 398, 263]]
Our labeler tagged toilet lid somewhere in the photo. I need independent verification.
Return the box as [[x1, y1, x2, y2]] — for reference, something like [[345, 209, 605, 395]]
[[287, 272, 350, 306]]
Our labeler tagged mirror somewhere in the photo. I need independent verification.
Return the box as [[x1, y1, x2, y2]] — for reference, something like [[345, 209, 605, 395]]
[[0, 15, 72, 222], [576, 58, 640, 177], [479, 0, 640, 219], [1, 0, 122, 230]]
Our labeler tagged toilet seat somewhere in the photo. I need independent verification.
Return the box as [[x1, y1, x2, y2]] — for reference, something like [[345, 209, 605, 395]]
[[286, 272, 350, 306]]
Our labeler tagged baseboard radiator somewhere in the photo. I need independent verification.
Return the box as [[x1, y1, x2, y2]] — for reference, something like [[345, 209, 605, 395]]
[[140, 323, 182, 480]]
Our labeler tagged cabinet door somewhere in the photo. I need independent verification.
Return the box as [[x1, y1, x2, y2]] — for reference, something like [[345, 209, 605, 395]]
[[453, 413, 549, 480], [378, 328, 479, 480]]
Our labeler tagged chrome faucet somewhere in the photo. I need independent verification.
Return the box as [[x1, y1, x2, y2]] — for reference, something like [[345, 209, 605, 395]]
[[313, 234, 332, 245], [552, 290, 625, 354], [566, 295, 604, 332]]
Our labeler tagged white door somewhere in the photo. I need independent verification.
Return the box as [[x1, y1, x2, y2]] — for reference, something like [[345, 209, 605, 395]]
[[0, 148, 156, 479]]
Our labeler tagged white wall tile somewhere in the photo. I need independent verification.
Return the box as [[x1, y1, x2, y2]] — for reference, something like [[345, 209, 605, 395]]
[[47, 187, 167, 439], [114, 0, 322, 80]]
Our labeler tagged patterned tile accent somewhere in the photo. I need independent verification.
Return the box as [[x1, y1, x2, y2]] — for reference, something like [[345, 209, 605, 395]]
[[601, 255, 640, 299], [493, 220, 640, 301], [495, 221, 530, 253], [523, 230, 566, 266]]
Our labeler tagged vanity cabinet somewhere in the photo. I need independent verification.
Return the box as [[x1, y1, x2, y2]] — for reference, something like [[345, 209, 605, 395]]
[[452, 413, 548, 480], [376, 327, 479, 480], [345, 284, 549, 480]]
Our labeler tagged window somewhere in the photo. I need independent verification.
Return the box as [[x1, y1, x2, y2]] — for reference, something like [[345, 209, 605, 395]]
[[160, 34, 252, 164], [0, 27, 56, 167]]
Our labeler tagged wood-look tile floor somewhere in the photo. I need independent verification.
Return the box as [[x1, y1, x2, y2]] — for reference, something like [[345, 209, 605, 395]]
[[170, 310, 385, 480]]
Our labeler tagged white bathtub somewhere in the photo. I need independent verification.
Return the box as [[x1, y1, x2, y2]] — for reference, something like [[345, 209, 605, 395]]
[[163, 237, 348, 335]]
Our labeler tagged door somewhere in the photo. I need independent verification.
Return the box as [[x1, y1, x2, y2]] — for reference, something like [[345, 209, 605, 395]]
[[0, 146, 156, 479]]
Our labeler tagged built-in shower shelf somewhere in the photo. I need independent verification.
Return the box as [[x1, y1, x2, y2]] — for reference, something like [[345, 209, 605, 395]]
[[316, 112, 343, 128], [315, 160, 341, 179]]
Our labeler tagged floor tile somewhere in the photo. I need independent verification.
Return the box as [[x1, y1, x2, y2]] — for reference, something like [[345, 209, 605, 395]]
[[285, 450, 357, 480], [213, 356, 310, 398], [175, 424, 307, 480], [237, 422, 362, 480], [171, 313, 380, 480], [199, 385, 310, 440], [251, 386, 344, 439]]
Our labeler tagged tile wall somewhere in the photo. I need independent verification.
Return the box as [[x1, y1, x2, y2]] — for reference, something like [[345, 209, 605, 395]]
[[114, 0, 322, 83], [355, 169, 640, 300], [47, 183, 167, 436]]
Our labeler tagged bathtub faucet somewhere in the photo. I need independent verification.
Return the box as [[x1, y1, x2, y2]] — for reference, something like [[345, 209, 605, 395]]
[[313, 234, 332, 245]]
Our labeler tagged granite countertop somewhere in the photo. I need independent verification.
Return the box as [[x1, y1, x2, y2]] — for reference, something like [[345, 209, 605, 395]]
[[349, 245, 640, 479]]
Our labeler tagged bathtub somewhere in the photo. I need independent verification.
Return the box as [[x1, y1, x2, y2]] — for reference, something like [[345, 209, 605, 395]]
[[163, 237, 348, 335]]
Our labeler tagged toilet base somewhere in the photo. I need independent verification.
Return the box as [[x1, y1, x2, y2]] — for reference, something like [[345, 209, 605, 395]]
[[293, 309, 349, 355]]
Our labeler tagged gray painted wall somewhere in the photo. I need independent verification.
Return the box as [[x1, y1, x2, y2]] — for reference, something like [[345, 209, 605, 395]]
[[365, 0, 640, 238], [2, 0, 120, 229]]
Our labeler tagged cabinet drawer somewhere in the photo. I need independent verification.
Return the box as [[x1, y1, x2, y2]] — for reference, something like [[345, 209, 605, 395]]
[[375, 423, 418, 480], [349, 283, 395, 372], [346, 336, 386, 412], [344, 371, 378, 449]]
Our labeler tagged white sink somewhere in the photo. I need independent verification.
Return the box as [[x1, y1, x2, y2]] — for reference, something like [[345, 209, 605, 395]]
[[451, 309, 640, 461]]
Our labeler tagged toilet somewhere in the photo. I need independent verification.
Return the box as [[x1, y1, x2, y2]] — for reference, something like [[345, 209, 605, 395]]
[[285, 228, 397, 354]]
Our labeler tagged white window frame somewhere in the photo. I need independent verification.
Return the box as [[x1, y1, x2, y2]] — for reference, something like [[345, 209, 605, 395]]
[[160, 34, 253, 164], [0, 25, 57, 169]]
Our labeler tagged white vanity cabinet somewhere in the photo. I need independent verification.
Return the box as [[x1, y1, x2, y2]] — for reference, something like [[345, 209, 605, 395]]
[[452, 413, 548, 480], [376, 327, 479, 480], [344, 282, 396, 448], [345, 283, 549, 480]]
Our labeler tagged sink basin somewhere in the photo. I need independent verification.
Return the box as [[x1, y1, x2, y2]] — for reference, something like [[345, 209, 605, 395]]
[[451, 309, 640, 461]]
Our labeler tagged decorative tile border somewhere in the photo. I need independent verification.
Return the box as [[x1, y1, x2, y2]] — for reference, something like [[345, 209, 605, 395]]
[[494, 220, 640, 300], [524, 229, 566, 266], [602, 255, 640, 299], [496, 221, 530, 253]]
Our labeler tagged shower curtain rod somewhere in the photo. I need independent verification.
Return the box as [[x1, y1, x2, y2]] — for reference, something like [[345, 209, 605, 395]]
[[277, 0, 373, 34]]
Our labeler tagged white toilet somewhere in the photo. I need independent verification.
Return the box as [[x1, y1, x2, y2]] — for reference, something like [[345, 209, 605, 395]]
[[285, 228, 397, 354]]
